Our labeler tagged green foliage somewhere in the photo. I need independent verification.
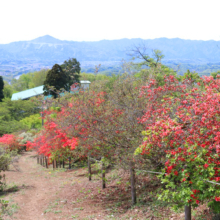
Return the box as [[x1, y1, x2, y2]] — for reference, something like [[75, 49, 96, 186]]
[[10, 69, 49, 92], [0, 145, 17, 191], [0, 146, 12, 172], [19, 114, 42, 129], [43, 64, 69, 98], [210, 71, 220, 79], [134, 49, 164, 68], [0, 120, 25, 136], [134, 63, 177, 86], [178, 69, 201, 83], [61, 58, 81, 86], [3, 81, 13, 99], [0, 99, 40, 135], [0, 76, 4, 102], [29, 69, 49, 88], [80, 72, 113, 82], [158, 145, 220, 210], [11, 74, 31, 91], [208, 200, 220, 214]]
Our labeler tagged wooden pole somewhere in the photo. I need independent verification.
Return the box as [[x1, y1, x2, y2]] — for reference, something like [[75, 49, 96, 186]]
[[69, 157, 71, 169], [101, 157, 106, 189], [43, 156, 45, 167], [88, 154, 91, 181], [185, 205, 191, 220], [130, 161, 137, 205], [45, 157, 48, 169], [63, 159, 65, 168]]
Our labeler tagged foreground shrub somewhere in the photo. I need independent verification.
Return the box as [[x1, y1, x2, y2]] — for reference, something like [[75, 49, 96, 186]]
[[138, 75, 220, 212], [0, 145, 17, 191], [0, 134, 22, 152]]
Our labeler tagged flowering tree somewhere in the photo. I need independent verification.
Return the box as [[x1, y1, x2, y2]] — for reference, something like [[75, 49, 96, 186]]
[[27, 107, 78, 162], [0, 134, 22, 152], [64, 76, 147, 203], [137, 75, 220, 216]]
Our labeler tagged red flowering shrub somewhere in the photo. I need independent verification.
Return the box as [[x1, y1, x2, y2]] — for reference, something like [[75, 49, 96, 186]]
[[27, 119, 78, 161], [0, 134, 22, 152], [137, 75, 220, 209]]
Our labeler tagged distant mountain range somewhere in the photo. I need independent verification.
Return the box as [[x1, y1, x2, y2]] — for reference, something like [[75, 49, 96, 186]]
[[1, 35, 220, 80], [1, 35, 220, 62]]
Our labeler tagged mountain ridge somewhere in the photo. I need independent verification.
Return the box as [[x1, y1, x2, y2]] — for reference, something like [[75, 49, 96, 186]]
[[0, 35, 220, 63], [1, 35, 220, 80]]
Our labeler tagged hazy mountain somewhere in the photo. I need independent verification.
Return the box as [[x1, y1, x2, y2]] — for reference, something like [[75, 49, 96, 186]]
[[0, 35, 220, 63], [1, 35, 220, 80]]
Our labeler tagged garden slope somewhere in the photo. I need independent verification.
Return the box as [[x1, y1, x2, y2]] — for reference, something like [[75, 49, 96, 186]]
[[3, 151, 106, 220]]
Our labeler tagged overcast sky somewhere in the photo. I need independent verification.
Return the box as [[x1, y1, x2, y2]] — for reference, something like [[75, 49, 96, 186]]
[[0, 0, 219, 44]]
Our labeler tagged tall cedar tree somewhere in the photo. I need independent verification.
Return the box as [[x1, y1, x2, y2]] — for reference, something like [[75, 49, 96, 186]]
[[61, 58, 81, 87], [43, 64, 69, 98], [0, 76, 4, 102]]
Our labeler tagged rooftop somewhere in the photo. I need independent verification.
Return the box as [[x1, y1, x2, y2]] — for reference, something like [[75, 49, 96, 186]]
[[11, 85, 44, 101], [11, 81, 91, 101]]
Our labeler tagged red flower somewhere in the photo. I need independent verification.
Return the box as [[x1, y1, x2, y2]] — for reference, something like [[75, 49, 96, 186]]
[[204, 164, 209, 169]]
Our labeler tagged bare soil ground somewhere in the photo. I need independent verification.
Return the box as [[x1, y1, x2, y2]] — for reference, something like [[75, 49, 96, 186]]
[[0, 152, 214, 220]]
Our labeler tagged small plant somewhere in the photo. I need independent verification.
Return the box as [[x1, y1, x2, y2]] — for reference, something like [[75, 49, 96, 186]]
[[0, 199, 9, 213], [0, 199, 19, 217]]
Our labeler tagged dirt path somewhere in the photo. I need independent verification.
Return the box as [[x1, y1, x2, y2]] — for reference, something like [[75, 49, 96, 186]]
[[2, 152, 207, 220], [2, 151, 107, 220]]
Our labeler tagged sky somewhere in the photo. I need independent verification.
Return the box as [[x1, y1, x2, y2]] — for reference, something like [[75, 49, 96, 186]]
[[0, 0, 220, 44]]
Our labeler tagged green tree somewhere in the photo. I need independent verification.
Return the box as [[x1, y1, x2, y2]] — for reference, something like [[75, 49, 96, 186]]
[[61, 58, 81, 87], [131, 46, 164, 68], [3, 81, 13, 99], [211, 70, 220, 79], [0, 99, 40, 135], [179, 69, 201, 83], [0, 76, 4, 102], [43, 64, 69, 98], [30, 69, 49, 88], [11, 74, 33, 92]]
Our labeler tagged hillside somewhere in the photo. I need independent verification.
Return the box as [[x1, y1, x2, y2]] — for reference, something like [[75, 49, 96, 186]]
[[1, 35, 220, 62], [1, 35, 220, 79]]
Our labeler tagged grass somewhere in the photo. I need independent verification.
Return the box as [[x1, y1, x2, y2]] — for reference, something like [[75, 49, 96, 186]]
[[0, 198, 19, 218]]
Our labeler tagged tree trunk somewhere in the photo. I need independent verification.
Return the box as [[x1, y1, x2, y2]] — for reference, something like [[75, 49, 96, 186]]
[[68, 157, 71, 169], [101, 157, 106, 189], [185, 205, 191, 220], [45, 157, 48, 169], [43, 156, 45, 167], [53, 160, 55, 170], [88, 154, 92, 181], [59, 156, 61, 168], [37, 156, 39, 164], [62, 159, 65, 168], [130, 161, 137, 205]]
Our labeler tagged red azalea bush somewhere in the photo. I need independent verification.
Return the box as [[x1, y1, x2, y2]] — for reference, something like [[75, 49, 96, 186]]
[[138, 75, 220, 209], [27, 119, 78, 161], [0, 134, 22, 152]]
